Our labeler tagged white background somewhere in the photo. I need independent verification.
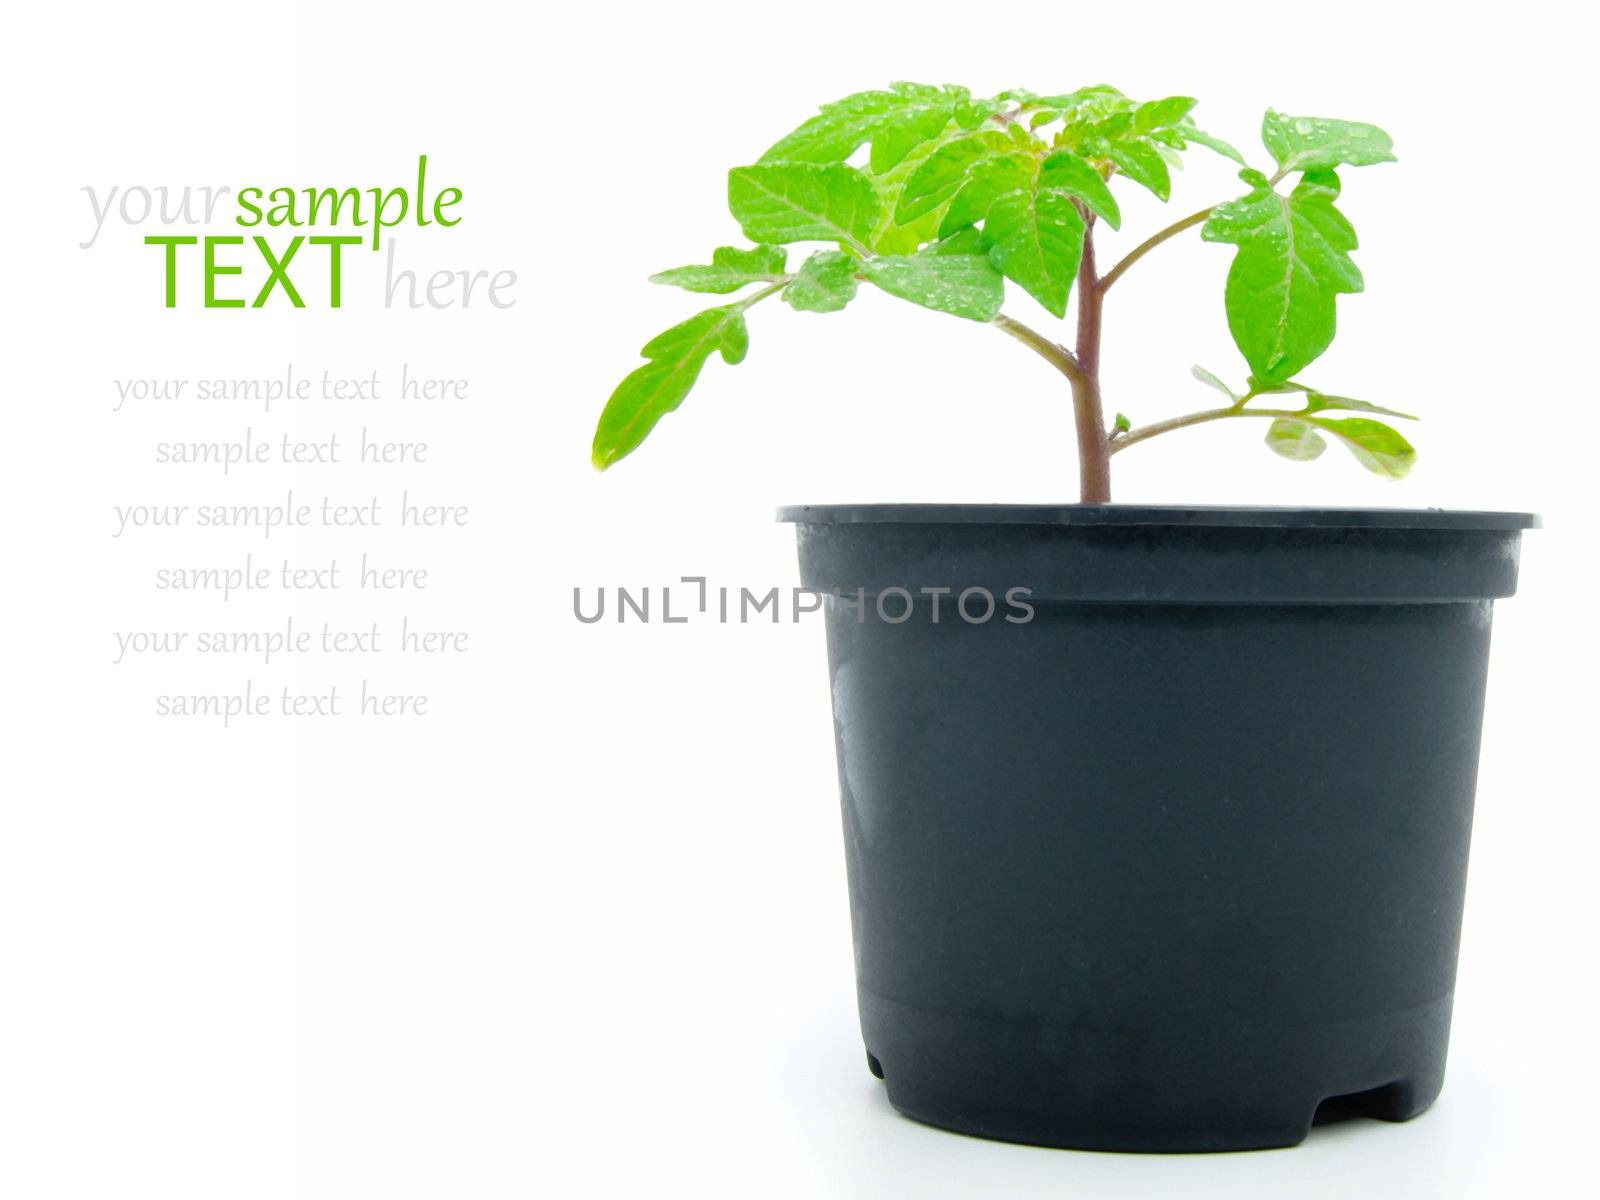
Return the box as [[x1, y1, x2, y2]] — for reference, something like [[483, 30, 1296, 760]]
[[3, 3, 1595, 1196]]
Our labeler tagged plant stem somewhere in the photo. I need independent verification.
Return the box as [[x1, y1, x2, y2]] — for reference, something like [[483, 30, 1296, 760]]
[[991, 314, 1084, 382], [1072, 222, 1112, 502], [1109, 404, 1306, 454], [1097, 206, 1214, 296], [730, 279, 792, 313]]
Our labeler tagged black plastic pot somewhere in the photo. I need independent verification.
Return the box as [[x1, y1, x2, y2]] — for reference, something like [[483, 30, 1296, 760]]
[[779, 505, 1535, 1153]]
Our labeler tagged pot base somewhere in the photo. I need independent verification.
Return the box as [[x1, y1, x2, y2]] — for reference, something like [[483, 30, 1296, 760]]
[[861, 988, 1449, 1153]]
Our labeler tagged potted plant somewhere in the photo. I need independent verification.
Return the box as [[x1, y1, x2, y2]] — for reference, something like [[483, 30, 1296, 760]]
[[592, 83, 1535, 1153]]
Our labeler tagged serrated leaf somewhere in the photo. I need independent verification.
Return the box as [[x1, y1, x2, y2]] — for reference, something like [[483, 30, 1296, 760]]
[[1261, 111, 1396, 173], [1265, 417, 1327, 461], [727, 162, 879, 247], [649, 245, 787, 294], [1038, 150, 1120, 229], [1201, 169, 1363, 382], [593, 306, 749, 468], [1191, 365, 1241, 403], [862, 244, 1004, 320], [1103, 139, 1171, 200], [758, 83, 981, 173], [783, 250, 859, 312], [983, 184, 1085, 318], [1311, 416, 1415, 478]]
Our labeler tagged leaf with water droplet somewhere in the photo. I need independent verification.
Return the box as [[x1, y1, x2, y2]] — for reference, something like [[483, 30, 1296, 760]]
[[896, 131, 1018, 224], [1038, 149, 1121, 228], [1103, 139, 1171, 200], [1175, 122, 1247, 165], [1202, 169, 1364, 382], [1133, 96, 1198, 133], [937, 151, 1034, 238], [759, 82, 991, 174], [863, 240, 1004, 320], [1261, 110, 1396, 173], [983, 183, 1086, 318], [867, 123, 979, 254], [783, 250, 859, 313], [650, 245, 788, 294], [727, 162, 880, 247]]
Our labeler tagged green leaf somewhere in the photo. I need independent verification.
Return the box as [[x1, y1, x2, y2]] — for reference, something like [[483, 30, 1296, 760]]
[[649, 245, 787, 294], [1257, 383, 1417, 420], [1301, 390, 1416, 420], [1247, 374, 1305, 394], [863, 243, 1004, 320], [758, 88, 914, 164], [1092, 110, 1135, 141], [1263, 413, 1416, 477], [1261, 110, 1396, 173], [1038, 150, 1120, 228], [1112, 412, 1132, 435], [758, 82, 983, 172], [929, 227, 985, 255], [1152, 141, 1185, 170], [983, 183, 1085, 318], [593, 306, 749, 469], [1134, 96, 1198, 133], [1265, 417, 1326, 461], [783, 250, 859, 313], [1311, 416, 1415, 478], [1103, 139, 1171, 200], [1011, 84, 1125, 110], [897, 131, 1015, 223], [727, 163, 879, 247], [1242, 378, 1416, 421], [1191, 365, 1241, 403], [1175, 122, 1247, 165], [938, 151, 1033, 238], [870, 84, 977, 173], [1201, 169, 1364, 382], [868, 124, 980, 254]]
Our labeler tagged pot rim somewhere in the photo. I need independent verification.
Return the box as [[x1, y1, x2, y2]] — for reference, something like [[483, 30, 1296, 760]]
[[777, 503, 1540, 531]]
